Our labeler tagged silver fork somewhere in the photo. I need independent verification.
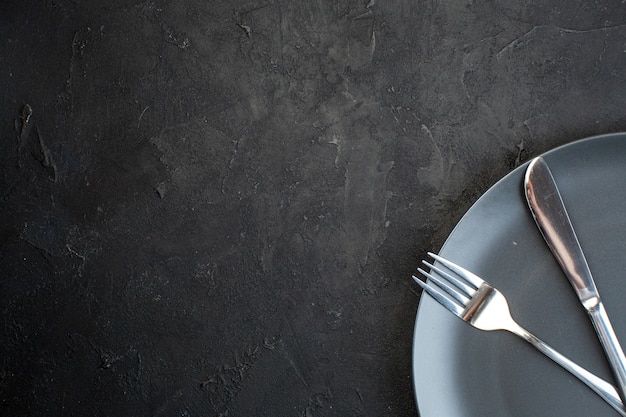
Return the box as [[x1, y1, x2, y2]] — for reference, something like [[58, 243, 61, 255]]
[[413, 252, 626, 416]]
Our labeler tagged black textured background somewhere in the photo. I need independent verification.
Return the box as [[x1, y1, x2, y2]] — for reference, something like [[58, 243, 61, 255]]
[[2, 1, 626, 416]]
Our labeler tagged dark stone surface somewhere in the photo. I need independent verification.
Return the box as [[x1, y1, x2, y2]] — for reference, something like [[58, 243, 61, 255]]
[[2, 0, 626, 415]]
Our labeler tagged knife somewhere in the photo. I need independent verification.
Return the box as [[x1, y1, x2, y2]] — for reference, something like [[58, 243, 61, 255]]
[[524, 156, 626, 404]]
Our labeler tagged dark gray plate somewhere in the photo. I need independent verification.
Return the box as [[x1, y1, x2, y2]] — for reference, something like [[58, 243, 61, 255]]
[[413, 133, 626, 417]]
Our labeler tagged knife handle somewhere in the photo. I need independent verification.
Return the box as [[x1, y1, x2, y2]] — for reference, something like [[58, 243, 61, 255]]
[[590, 303, 626, 404]]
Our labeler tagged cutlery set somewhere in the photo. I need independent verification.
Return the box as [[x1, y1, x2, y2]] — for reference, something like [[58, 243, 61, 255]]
[[413, 156, 626, 415]]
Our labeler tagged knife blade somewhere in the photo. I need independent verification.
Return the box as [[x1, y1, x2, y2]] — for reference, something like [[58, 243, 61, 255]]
[[524, 156, 626, 404]]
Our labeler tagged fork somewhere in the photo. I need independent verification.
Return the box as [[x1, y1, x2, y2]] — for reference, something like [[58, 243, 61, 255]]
[[413, 252, 626, 416]]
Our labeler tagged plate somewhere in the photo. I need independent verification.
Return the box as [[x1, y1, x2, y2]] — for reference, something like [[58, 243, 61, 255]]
[[413, 133, 626, 417]]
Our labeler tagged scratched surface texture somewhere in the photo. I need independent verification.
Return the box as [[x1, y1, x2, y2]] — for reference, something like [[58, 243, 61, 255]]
[[2, 0, 626, 415]]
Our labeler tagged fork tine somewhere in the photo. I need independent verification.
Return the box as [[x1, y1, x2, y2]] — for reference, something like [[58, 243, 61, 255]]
[[412, 274, 464, 316], [417, 266, 470, 305], [422, 261, 475, 296], [428, 252, 484, 288]]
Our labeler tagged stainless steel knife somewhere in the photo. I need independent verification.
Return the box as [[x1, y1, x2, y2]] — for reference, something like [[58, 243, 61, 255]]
[[524, 156, 626, 404]]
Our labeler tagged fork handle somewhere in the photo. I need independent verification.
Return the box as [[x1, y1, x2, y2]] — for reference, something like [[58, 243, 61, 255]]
[[509, 322, 626, 416]]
